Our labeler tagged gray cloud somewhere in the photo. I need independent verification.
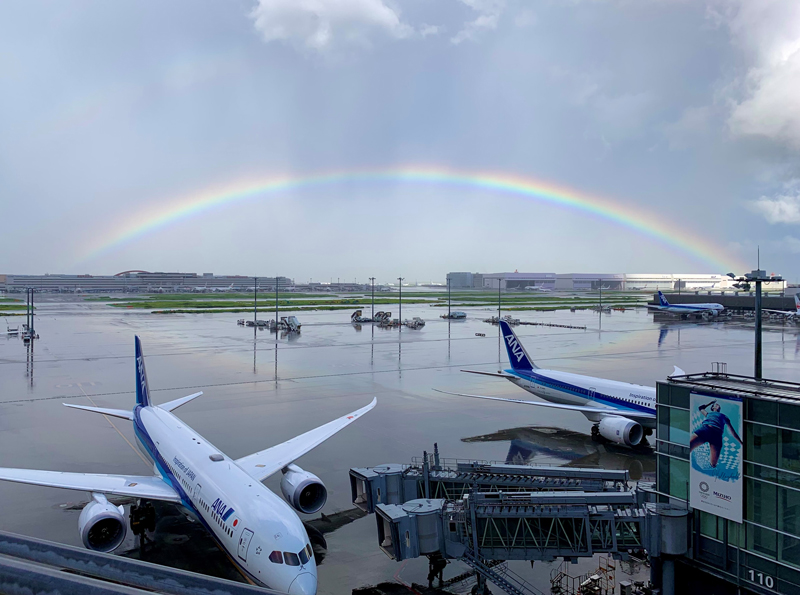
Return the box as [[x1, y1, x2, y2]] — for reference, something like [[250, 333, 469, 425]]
[[749, 187, 800, 224]]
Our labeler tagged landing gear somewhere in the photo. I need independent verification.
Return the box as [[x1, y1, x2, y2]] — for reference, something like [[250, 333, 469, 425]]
[[591, 424, 601, 442], [130, 500, 156, 551]]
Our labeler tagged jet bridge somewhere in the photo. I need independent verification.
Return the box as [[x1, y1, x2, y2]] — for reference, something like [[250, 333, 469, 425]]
[[350, 445, 630, 515], [351, 446, 686, 595]]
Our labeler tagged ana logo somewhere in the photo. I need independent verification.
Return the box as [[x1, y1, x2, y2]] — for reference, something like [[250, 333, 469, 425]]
[[700, 482, 709, 493], [505, 334, 525, 363], [137, 356, 147, 399], [212, 498, 235, 521]]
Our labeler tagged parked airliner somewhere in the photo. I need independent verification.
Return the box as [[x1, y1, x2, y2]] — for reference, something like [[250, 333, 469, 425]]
[[0, 337, 376, 595], [436, 320, 671, 448], [763, 294, 800, 321], [647, 290, 724, 317]]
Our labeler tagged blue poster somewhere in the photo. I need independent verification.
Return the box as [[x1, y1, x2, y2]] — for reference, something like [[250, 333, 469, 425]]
[[689, 392, 744, 523]]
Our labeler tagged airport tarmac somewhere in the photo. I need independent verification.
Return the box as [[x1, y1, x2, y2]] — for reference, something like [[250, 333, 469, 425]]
[[1, 297, 799, 594]]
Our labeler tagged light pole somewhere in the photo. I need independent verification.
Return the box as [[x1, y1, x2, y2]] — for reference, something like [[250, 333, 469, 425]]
[[398, 277, 405, 325], [447, 276, 451, 319], [369, 277, 376, 320], [727, 269, 783, 379], [254, 277, 258, 326]]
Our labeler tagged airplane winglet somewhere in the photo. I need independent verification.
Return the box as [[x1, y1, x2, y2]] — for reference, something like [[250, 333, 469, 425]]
[[159, 391, 203, 412]]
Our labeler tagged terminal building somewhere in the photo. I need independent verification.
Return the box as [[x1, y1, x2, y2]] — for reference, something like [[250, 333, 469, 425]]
[[656, 371, 800, 595], [447, 272, 786, 291], [0, 272, 291, 293]]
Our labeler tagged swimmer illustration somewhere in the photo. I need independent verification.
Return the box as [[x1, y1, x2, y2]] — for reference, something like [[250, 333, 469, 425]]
[[690, 399, 743, 467]]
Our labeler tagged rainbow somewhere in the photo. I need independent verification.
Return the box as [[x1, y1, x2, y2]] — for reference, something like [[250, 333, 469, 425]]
[[79, 166, 745, 271]]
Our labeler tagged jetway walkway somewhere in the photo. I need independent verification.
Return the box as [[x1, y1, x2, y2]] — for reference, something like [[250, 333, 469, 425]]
[[0, 529, 278, 595], [350, 447, 684, 595], [350, 445, 630, 515]]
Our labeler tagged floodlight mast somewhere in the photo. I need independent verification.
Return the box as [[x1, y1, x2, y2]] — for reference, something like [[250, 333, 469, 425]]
[[729, 269, 783, 379]]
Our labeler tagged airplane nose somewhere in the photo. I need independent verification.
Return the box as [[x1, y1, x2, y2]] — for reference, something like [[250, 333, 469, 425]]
[[288, 573, 317, 595]]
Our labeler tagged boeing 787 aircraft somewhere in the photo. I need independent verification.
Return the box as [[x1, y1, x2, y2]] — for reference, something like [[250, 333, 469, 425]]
[[0, 337, 376, 595], [437, 320, 664, 448]]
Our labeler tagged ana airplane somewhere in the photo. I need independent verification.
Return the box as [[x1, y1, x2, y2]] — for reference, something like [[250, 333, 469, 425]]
[[436, 320, 672, 448], [0, 337, 376, 595], [524, 286, 552, 292], [762, 294, 800, 321], [647, 290, 724, 317]]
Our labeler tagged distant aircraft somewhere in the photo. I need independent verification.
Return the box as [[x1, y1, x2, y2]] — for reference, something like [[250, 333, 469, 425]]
[[212, 283, 235, 293], [762, 294, 800, 321], [0, 337, 376, 594], [436, 320, 668, 448], [524, 286, 552, 292], [192, 284, 209, 293], [647, 290, 724, 317]]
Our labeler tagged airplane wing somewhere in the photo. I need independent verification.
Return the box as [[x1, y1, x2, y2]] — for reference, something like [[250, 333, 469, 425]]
[[0, 468, 181, 502], [63, 404, 133, 421], [235, 398, 376, 482], [434, 390, 655, 420], [461, 369, 517, 379]]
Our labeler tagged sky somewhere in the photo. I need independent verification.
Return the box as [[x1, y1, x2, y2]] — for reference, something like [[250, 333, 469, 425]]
[[2, 0, 800, 283]]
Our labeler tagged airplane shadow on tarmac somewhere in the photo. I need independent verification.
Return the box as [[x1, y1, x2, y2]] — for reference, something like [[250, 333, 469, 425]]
[[462, 426, 655, 481]]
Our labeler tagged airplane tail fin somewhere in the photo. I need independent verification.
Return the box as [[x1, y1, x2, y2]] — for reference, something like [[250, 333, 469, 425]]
[[795, 293, 799, 312], [498, 320, 537, 372], [657, 291, 670, 307], [134, 336, 151, 408]]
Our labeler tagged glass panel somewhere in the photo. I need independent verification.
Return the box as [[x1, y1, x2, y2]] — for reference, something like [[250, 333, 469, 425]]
[[670, 408, 690, 446], [699, 511, 719, 539], [658, 406, 670, 441], [748, 399, 777, 425], [781, 430, 800, 475], [747, 523, 777, 559], [658, 456, 670, 496], [780, 486, 800, 535], [747, 423, 777, 467], [657, 384, 669, 405], [747, 479, 777, 529], [298, 547, 309, 564], [269, 550, 283, 564], [781, 534, 800, 569], [780, 403, 800, 431], [672, 386, 690, 409], [669, 458, 689, 501], [284, 552, 300, 566], [728, 520, 743, 547]]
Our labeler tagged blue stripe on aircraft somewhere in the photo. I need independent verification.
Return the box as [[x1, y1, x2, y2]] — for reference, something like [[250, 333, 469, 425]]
[[507, 369, 653, 415], [222, 508, 235, 522]]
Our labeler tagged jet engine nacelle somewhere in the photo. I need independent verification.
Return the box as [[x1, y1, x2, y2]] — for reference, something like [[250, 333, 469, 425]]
[[280, 464, 328, 514], [78, 493, 127, 552], [598, 416, 643, 446]]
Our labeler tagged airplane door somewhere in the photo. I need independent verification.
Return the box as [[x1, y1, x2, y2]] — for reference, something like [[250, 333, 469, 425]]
[[238, 529, 254, 562], [588, 387, 596, 400], [192, 483, 201, 501]]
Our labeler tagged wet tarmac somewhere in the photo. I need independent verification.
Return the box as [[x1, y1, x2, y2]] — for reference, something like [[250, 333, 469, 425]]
[[1, 297, 799, 593]]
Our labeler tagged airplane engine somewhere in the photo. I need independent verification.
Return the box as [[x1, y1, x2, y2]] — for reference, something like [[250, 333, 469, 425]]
[[598, 416, 643, 447], [78, 493, 127, 552], [281, 464, 328, 514]]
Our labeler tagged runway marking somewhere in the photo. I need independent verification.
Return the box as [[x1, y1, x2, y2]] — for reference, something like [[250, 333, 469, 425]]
[[78, 385, 151, 469]]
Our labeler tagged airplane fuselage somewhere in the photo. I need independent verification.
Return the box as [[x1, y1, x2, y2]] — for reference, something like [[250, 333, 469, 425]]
[[133, 405, 316, 594], [503, 368, 656, 428]]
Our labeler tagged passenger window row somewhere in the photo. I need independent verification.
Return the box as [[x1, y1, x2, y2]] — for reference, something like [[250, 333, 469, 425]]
[[268, 544, 313, 566]]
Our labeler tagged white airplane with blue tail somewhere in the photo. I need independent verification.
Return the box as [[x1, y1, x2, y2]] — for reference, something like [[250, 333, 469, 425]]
[[0, 336, 376, 595], [436, 320, 676, 448], [647, 290, 724, 317]]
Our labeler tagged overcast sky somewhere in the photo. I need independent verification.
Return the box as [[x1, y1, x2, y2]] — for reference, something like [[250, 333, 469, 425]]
[[2, 0, 800, 283]]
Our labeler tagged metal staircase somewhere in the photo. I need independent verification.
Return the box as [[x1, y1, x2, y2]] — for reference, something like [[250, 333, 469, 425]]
[[461, 548, 545, 595]]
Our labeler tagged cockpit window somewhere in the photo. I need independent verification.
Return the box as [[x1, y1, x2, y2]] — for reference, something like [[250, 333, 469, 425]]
[[298, 547, 309, 564], [284, 552, 300, 566], [305, 544, 313, 559], [269, 551, 283, 564]]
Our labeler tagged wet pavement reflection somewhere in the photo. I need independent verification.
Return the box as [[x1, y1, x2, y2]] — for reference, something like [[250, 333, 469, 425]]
[[1, 297, 799, 593]]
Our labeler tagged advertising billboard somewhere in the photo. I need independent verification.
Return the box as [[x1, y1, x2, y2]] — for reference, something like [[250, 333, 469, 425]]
[[689, 392, 744, 523]]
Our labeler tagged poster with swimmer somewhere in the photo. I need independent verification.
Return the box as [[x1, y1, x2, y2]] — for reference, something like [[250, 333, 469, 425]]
[[689, 392, 743, 523]]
